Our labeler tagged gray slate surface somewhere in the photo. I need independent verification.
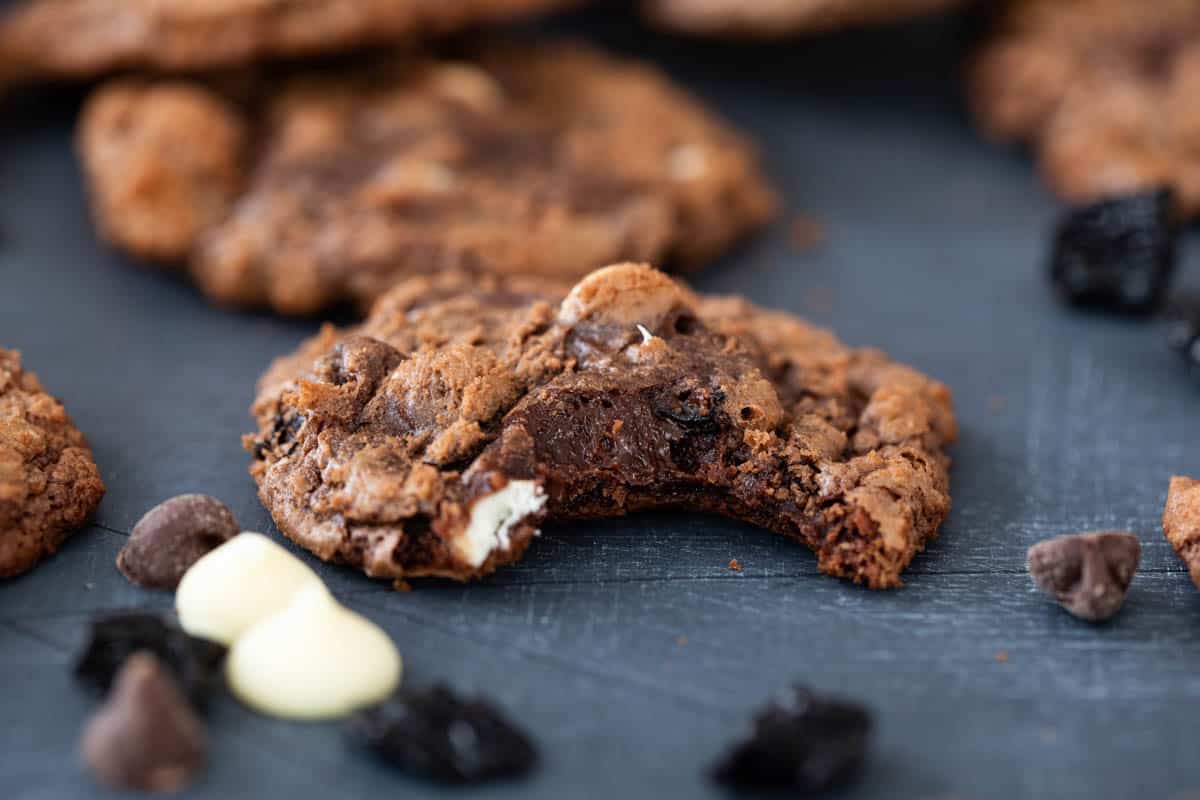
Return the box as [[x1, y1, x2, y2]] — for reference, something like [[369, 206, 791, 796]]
[[2, 9, 1199, 800]]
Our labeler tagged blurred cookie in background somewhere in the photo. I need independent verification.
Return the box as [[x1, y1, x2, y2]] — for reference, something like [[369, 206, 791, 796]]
[[969, 0, 1200, 215], [643, 0, 967, 37], [77, 40, 776, 315], [0, 0, 571, 82]]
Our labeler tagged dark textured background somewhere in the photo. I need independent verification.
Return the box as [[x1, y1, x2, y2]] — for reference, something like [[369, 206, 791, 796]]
[[2, 9, 1199, 799]]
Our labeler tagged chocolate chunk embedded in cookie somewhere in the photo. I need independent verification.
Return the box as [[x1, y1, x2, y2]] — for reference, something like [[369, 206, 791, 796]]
[[247, 264, 955, 589], [77, 41, 777, 316], [969, 0, 1200, 215], [0, 347, 105, 577], [0, 0, 570, 81], [644, 0, 966, 37]]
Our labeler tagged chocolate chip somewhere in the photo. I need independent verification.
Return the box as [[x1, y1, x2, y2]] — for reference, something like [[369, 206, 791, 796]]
[[80, 652, 207, 794], [74, 613, 226, 708], [346, 685, 538, 783], [711, 686, 872, 792], [1027, 531, 1141, 622], [118, 494, 239, 589]]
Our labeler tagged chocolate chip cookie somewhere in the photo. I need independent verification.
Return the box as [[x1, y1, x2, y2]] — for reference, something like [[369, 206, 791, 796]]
[[247, 264, 956, 589], [78, 41, 777, 315], [1, 347, 105, 577], [0, 0, 569, 81], [644, 0, 966, 37], [969, 0, 1200, 215], [1164, 475, 1200, 590]]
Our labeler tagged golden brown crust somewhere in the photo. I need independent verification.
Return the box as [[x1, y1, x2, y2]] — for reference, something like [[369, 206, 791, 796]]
[[77, 41, 777, 315], [0, 0, 571, 80], [0, 348, 105, 577], [969, 0, 1200, 214], [1164, 475, 1200, 589], [247, 264, 955, 589], [644, 0, 966, 37]]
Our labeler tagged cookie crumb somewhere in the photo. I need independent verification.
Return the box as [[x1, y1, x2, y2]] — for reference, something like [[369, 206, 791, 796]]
[[676, 635, 689, 647], [728, 559, 743, 572], [986, 395, 1007, 414], [788, 213, 825, 253], [994, 650, 1009, 663]]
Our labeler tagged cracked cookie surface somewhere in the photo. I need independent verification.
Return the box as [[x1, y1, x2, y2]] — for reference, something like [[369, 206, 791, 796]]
[[0, 348, 105, 577], [77, 41, 776, 315], [0, 0, 569, 80], [643, 0, 965, 37], [247, 264, 955, 589], [969, 0, 1200, 215]]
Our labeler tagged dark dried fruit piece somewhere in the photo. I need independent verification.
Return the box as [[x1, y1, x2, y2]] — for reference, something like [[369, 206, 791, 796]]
[[1027, 531, 1141, 621], [711, 686, 872, 792], [74, 613, 226, 708], [345, 685, 537, 784], [1050, 189, 1177, 314], [80, 652, 206, 794], [118, 494, 239, 589]]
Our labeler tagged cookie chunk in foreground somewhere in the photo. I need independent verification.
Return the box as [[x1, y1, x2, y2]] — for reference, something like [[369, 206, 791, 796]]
[[0, 347, 105, 577], [969, 0, 1200, 215], [77, 41, 776, 315], [247, 264, 955, 589], [1164, 476, 1200, 590], [0, 0, 569, 81], [644, 0, 965, 37]]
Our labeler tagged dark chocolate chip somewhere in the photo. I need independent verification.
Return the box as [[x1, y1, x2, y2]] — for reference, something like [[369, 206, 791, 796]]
[[1027, 531, 1141, 622], [118, 494, 239, 589], [1049, 189, 1177, 314], [80, 652, 206, 794], [711, 685, 872, 792], [346, 684, 537, 784], [74, 613, 226, 708]]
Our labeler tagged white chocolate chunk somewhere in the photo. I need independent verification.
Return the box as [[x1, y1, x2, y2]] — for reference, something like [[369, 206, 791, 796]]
[[226, 584, 402, 720], [176, 532, 322, 645], [453, 480, 546, 568]]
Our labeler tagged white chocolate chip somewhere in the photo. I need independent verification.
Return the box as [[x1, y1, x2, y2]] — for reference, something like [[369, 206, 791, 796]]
[[453, 480, 546, 568], [225, 584, 402, 720], [636, 323, 655, 343], [176, 532, 322, 645], [667, 145, 708, 181]]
